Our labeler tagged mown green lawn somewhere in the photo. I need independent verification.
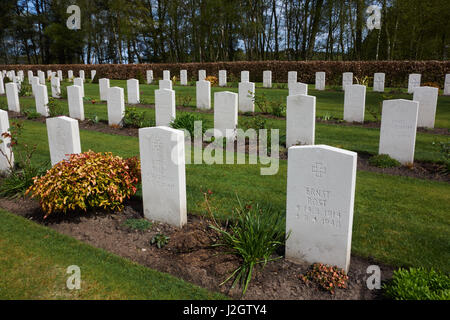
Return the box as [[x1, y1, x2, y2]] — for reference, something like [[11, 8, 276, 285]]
[[0, 209, 226, 300], [8, 119, 450, 274]]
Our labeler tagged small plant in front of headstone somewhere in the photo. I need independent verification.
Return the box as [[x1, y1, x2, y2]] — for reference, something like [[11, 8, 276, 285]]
[[299, 263, 349, 295], [0, 101, 7, 110], [432, 140, 450, 175], [239, 115, 267, 131], [205, 75, 218, 86], [122, 218, 153, 231], [91, 73, 99, 84], [123, 107, 150, 128], [178, 94, 193, 108], [151, 233, 170, 248], [26, 151, 141, 218], [207, 196, 288, 295], [383, 267, 450, 300], [252, 92, 270, 114], [48, 97, 65, 117], [170, 113, 206, 137], [368, 154, 401, 168], [270, 99, 286, 117], [23, 110, 42, 120], [355, 75, 371, 86], [18, 83, 32, 97]]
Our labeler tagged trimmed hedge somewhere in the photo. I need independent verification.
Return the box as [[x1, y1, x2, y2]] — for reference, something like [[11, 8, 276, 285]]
[[1, 61, 449, 87]]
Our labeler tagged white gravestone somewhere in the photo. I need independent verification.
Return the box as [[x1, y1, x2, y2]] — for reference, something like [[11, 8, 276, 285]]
[[288, 71, 297, 85], [219, 70, 227, 87], [5, 83, 20, 112], [127, 79, 140, 104], [0, 110, 14, 172], [51, 76, 61, 98], [38, 71, 45, 85], [27, 71, 33, 84], [373, 73, 385, 92], [31, 76, 39, 97], [57, 70, 63, 81], [35, 84, 49, 117], [198, 70, 206, 81], [139, 126, 187, 228], [163, 70, 170, 81], [46, 116, 81, 166], [344, 85, 366, 123], [289, 82, 308, 96], [99, 78, 110, 101], [147, 70, 153, 84], [287, 94, 316, 147], [241, 71, 250, 82], [180, 70, 188, 85], [214, 91, 238, 140], [196, 80, 211, 110], [107, 87, 125, 126], [155, 89, 176, 127], [68, 85, 85, 121], [159, 80, 172, 90], [315, 72, 326, 91], [0, 76, 4, 95], [286, 145, 357, 273], [408, 74, 421, 94], [17, 70, 24, 82], [68, 70, 74, 81], [46, 70, 52, 78], [238, 82, 255, 113], [342, 72, 353, 90], [74, 77, 84, 97], [444, 74, 450, 96], [379, 99, 418, 164], [79, 70, 85, 80], [91, 70, 96, 80], [263, 70, 272, 88], [413, 86, 438, 129]]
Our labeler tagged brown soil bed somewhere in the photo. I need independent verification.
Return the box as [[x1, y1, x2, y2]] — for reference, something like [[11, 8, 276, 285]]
[[0, 196, 394, 300], [7, 111, 449, 182]]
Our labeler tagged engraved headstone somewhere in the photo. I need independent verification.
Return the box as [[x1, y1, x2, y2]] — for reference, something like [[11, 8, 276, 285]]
[[5, 82, 20, 112], [342, 72, 353, 89], [286, 145, 357, 273], [46, 116, 81, 166], [73, 77, 84, 97], [127, 79, 140, 104], [408, 74, 421, 94], [163, 70, 170, 81], [263, 70, 272, 88], [51, 76, 61, 98], [68, 85, 85, 121], [68, 70, 74, 81], [79, 70, 85, 80], [57, 70, 63, 81], [315, 72, 325, 91], [147, 70, 153, 84], [198, 70, 206, 81], [241, 71, 249, 82], [413, 86, 438, 128], [289, 82, 308, 96], [159, 79, 172, 90], [35, 84, 49, 117], [196, 80, 211, 110], [139, 126, 187, 228], [238, 82, 255, 113], [219, 70, 227, 87], [343, 84, 366, 123], [107, 87, 125, 126], [288, 71, 297, 85], [91, 70, 96, 80], [444, 74, 450, 96], [379, 99, 419, 164], [0, 110, 14, 172], [99, 78, 110, 101], [180, 70, 187, 85], [31, 76, 39, 97], [155, 89, 176, 126], [0, 75, 4, 95], [287, 94, 316, 147], [38, 70, 45, 85], [27, 70, 33, 84], [373, 73, 385, 92], [214, 91, 238, 140]]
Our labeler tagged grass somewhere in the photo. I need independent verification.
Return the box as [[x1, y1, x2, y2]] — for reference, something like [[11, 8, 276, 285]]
[[0, 209, 226, 299], [6, 119, 450, 274]]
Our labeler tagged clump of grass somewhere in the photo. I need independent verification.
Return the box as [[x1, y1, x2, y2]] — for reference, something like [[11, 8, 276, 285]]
[[383, 267, 450, 300], [207, 196, 288, 295], [122, 218, 153, 231], [151, 234, 170, 248], [369, 154, 401, 168]]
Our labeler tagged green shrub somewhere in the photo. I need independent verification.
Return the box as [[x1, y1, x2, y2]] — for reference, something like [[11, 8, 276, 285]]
[[383, 268, 450, 300], [135, 70, 145, 83], [26, 151, 141, 218], [123, 107, 151, 128], [170, 113, 205, 137], [18, 83, 32, 97], [23, 110, 42, 119], [369, 154, 401, 168], [48, 98, 65, 117], [239, 115, 267, 131], [270, 100, 286, 117], [151, 234, 170, 248], [122, 218, 153, 231], [59, 83, 68, 99], [209, 198, 287, 295]]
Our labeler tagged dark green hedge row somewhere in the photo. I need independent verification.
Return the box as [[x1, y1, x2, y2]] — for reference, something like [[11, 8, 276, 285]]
[[1, 61, 449, 87]]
